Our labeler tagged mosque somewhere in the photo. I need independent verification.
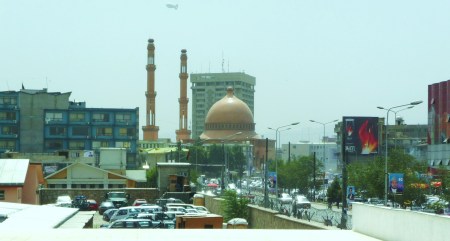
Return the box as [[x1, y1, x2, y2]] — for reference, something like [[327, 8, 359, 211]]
[[140, 39, 274, 172]]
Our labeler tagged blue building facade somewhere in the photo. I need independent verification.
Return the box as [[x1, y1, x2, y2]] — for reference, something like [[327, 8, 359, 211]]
[[0, 88, 140, 169]]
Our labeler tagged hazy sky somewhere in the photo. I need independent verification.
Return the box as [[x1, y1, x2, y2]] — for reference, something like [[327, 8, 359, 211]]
[[2, 1, 450, 145]]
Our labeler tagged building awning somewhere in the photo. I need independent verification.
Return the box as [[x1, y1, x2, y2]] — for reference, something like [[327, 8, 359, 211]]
[[444, 160, 450, 166]]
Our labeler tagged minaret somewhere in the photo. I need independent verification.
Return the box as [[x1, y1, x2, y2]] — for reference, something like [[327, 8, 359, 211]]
[[142, 39, 159, 140], [176, 49, 191, 142]]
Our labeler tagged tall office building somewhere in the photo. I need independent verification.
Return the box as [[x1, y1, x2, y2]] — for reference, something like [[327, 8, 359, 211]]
[[190, 72, 256, 139]]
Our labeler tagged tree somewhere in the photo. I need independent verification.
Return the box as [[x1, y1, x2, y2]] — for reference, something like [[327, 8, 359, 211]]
[[146, 166, 157, 187], [278, 155, 323, 195], [327, 176, 341, 205], [221, 189, 250, 222], [347, 148, 429, 207]]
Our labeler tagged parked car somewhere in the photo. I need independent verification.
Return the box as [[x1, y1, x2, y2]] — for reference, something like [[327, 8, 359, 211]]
[[293, 195, 311, 209], [102, 219, 155, 229], [193, 205, 210, 214], [86, 199, 98, 211], [132, 199, 148, 206], [103, 208, 118, 221], [55, 195, 72, 208], [99, 201, 115, 215], [72, 195, 90, 210], [278, 193, 293, 204], [110, 206, 141, 222]]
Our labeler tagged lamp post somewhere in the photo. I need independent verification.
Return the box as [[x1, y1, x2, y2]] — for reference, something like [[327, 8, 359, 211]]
[[218, 132, 242, 191], [377, 100, 422, 205], [268, 122, 300, 196], [309, 119, 338, 199], [393, 106, 414, 125]]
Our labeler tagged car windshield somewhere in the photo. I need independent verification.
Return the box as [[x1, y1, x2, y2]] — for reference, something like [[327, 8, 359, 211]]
[[109, 193, 126, 198]]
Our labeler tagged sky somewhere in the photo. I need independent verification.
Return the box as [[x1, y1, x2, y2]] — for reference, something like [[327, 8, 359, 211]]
[[2, 1, 450, 145]]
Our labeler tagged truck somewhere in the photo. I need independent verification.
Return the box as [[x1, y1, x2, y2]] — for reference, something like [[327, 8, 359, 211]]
[[105, 191, 130, 208]]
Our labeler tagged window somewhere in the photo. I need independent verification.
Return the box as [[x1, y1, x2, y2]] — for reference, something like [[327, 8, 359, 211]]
[[96, 127, 112, 136], [2, 126, 18, 135], [93, 113, 110, 122], [72, 126, 89, 136], [69, 141, 85, 150], [69, 112, 85, 122], [116, 141, 131, 148], [49, 126, 66, 136], [45, 112, 63, 122], [119, 128, 135, 136], [0, 190, 4, 200], [45, 140, 63, 149], [0, 140, 15, 150], [116, 113, 131, 123], [0, 111, 16, 121], [0, 96, 17, 105]]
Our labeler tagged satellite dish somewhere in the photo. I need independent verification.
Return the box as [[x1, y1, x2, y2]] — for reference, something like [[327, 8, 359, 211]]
[[166, 4, 178, 10]]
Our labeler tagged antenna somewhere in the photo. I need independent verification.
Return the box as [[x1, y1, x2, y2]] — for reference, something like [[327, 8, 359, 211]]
[[46, 77, 49, 89], [221, 51, 225, 73]]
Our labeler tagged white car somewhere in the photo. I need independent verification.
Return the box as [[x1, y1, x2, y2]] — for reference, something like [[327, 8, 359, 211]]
[[56, 195, 72, 207], [278, 193, 293, 204], [293, 195, 311, 209]]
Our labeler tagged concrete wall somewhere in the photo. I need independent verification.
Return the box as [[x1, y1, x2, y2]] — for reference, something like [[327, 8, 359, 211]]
[[203, 194, 325, 229], [352, 202, 450, 241]]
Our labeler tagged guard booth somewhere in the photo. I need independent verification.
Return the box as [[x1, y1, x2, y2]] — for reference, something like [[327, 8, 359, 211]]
[[176, 214, 223, 229], [157, 162, 191, 193]]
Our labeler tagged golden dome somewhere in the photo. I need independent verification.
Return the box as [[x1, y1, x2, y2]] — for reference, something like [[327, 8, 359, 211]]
[[200, 87, 259, 140]]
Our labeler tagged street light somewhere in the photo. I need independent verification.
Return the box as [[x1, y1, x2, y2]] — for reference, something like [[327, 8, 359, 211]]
[[268, 122, 300, 196], [377, 100, 422, 205], [309, 119, 338, 200], [392, 106, 414, 125], [218, 132, 242, 190]]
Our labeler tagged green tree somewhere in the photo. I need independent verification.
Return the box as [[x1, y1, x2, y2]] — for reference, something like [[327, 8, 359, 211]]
[[146, 166, 157, 187], [221, 189, 250, 222], [278, 155, 323, 195], [347, 148, 429, 207], [327, 176, 341, 204]]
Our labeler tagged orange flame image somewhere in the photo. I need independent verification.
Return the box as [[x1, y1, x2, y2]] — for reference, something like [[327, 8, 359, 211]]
[[358, 120, 378, 154]]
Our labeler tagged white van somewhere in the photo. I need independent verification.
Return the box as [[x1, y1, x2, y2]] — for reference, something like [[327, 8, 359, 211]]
[[109, 206, 141, 222]]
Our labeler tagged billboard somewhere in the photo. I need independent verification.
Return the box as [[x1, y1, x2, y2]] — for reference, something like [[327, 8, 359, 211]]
[[343, 116, 379, 155], [268, 171, 277, 189], [389, 173, 404, 194]]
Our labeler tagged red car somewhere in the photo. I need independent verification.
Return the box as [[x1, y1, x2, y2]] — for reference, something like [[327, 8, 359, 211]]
[[132, 199, 148, 206], [86, 199, 99, 211]]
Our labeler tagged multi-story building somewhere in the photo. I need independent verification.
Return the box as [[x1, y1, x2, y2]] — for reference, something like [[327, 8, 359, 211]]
[[190, 72, 256, 139], [0, 88, 140, 169], [280, 141, 339, 174], [428, 80, 450, 171]]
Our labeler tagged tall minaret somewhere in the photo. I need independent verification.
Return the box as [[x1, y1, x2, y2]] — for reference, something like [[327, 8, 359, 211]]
[[176, 49, 191, 142], [142, 39, 159, 141]]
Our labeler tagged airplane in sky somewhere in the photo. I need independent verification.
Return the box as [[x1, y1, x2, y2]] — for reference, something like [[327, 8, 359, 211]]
[[166, 3, 178, 10]]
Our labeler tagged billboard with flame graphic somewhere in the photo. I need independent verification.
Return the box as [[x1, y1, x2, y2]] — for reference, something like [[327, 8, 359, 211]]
[[343, 117, 379, 155]]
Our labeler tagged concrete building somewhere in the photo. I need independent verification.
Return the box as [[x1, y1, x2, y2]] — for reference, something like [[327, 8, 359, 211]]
[[0, 88, 140, 169], [281, 141, 339, 173], [428, 79, 450, 172], [190, 72, 255, 139], [0, 159, 44, 204]]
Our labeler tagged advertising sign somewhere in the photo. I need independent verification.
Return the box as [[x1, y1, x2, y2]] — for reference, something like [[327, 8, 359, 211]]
[[343, 116, 379, 155], [268, 171, 277, 189], [389, 173, 404, 194]]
